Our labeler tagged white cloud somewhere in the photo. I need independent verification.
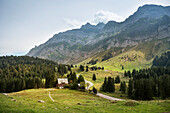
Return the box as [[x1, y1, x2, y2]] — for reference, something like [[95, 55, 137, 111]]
[[92, 10, 124, 24], [63, 10, 124, 31], [63, 18, 88, 29]]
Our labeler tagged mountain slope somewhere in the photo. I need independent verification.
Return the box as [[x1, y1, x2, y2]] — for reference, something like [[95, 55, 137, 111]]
[[27, 4, 170, 65]]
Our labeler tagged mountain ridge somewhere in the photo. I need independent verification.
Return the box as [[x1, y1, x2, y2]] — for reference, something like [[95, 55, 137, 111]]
[[27, 4, 170, 65]]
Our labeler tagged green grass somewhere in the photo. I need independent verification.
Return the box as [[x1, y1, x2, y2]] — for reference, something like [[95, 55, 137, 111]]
[[0, 88, 170, 113], [78, 69, 131, 100], [95, 50, 152, 72], [78, 70, 123, 90], [78, 50, 152, 72], [78, 38, 170, 72]]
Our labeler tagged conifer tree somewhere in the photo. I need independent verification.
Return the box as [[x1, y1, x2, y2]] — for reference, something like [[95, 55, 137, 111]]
[[78, 75, 85, 83], [120, 81, 126, 93], [101, 77, 107, 92], [107, 77, 115, 92], [115, 75, 121, 83], [128, 79, 133, 98], [86, 66, 89, 72], [124, 71, 127, 77], [93, 87, 97, 94], [0, 79, 6, 92], [92, 73, 96, 81], [21, 79, 26, 90]]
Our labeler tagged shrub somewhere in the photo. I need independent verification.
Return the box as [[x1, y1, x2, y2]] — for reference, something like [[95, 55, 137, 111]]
[[124, 101, 139, 106]]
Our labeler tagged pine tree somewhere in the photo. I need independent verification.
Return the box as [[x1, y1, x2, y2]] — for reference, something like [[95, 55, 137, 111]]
[[71, 64, 74, 68], [120, 82, 123, 91], [128, 79, 133, 98], [92, 73, 96, 81], [127, 71, 131, 78], [124, 71, 127, 77], [21, 79, 26, 90], [115, 75, 121, 83], [112, 77, 115, 92], [0, 79, 6, 92], [132, 69, 136, 77], [80, 65, 84, 71], [68, 65, 71, 71], [93, 87, 97, 94], [86, 66, 89, 72], [71, 72, 77, 81], [145, 79, 153, 100], [101, 77, 107, 92], [123, 81, 127, 93], [78, 75, 85, 83], [120, 81, 126, 93], [107, 77, 115, 92], [122, 66, 124, 70]]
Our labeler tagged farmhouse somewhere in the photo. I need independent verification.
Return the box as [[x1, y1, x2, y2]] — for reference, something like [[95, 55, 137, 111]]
[[57, 78, 68, 89]]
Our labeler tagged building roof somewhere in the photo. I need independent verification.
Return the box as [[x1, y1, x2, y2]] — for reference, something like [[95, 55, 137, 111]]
[[58, 78, 68, 84]]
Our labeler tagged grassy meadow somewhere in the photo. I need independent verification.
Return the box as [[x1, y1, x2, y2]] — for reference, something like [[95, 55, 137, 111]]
[[0, 88, 170, 113]]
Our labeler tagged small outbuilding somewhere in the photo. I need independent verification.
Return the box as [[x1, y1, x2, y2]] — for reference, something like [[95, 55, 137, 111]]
[[57, 78, 68, 89]]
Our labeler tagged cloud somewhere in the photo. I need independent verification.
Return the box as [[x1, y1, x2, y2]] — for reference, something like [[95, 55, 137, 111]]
[[63, 10, 124, 30], [92, 10, 124, 24], [63, 18, 87, 29]]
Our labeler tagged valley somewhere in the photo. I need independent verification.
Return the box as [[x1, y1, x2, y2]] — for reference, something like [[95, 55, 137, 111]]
[[0, 3, 170, 113]]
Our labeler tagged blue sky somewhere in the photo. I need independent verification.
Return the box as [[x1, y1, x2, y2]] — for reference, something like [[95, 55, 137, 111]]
[[0, 0, 170, 56]]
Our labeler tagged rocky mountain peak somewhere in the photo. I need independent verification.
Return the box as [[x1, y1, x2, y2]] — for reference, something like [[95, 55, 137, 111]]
[[125, 4, 170, 24], [27, 4, 170, 64]]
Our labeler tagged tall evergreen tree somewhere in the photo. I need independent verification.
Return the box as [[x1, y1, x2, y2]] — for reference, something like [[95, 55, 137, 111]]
[[107, 77, 115, 92], [78, 75, 85, 83], [115, 75, 121, 83], [21, 79, 26, 90], [80, 65, 84, 71], [101, 77, 107, 92], [93, 87, 97, 94], [0, 79, 6, 92], [120, 81, 126, 93], [86, 66, 89, 72], [128, 79, 133, 98], [124, 71, 127, 77], [92, 74, 96, 81]]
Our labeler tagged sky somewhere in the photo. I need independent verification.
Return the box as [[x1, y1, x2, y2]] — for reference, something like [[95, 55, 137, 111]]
[[0, 0, 170, 56]]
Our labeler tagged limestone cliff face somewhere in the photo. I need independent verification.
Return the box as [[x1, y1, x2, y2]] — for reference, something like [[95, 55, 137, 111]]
[[27, 5, 170, 64]]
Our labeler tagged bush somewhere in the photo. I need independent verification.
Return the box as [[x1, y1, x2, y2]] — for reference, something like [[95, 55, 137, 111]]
[[124, 101, 139, 106], [64, 84, 70, 88], [93, 87, 97, 94]]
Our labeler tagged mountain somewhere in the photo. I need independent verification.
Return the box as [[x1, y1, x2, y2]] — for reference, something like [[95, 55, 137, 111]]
[[27, 4, 170, 67]]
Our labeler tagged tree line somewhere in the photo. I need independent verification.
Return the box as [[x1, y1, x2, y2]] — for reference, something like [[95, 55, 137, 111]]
[[0, 56, 58, 68], [152, 51, 170, 67], [100, 77, 115, 92], [127, 67, 170, 100], [79, 65, 104, 72]]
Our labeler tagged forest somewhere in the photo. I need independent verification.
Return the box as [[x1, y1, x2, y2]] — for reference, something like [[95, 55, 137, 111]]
[[152, 51, 170, 67], [0, 56, 69, 93], [127, 67, 170, 100], [126, 51, 170, 100]]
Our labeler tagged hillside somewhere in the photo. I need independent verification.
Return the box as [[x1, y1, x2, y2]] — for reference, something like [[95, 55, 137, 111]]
[[152, 51, 170, 67], [79, 37, 170, 71], [27, 4, 170, 68]]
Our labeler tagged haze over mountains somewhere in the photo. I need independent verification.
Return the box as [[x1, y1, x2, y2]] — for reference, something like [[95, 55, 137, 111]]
[[27, 4, 170, 64]]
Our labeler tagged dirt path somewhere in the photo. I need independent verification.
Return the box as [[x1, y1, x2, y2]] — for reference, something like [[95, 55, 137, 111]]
[[77, 74, 125, 101], [49, 91, 55, 102], [77, 74, 93, 90], [97, 93, 124, 101]]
